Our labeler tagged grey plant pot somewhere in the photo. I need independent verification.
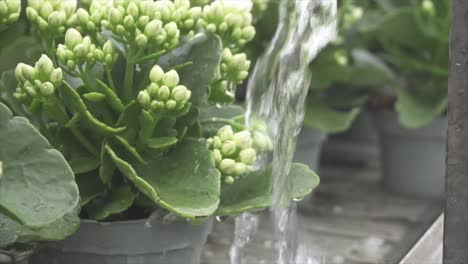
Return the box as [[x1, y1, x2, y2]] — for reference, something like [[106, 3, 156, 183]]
[[373, 111, 447, 199], [294, 127, 327, 172], [31, 218, 213, 264]]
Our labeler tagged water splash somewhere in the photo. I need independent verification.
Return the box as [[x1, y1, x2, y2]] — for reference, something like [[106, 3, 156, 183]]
[[230, 0, 337, 263]]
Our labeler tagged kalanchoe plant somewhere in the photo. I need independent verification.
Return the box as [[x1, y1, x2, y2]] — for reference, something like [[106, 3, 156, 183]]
[[304, 0, 394, 133], [0, 0, 20, 31], [366, 0, 449, 128], [4, 0, 319, 223]]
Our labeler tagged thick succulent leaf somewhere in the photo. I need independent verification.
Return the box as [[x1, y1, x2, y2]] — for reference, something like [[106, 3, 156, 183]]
[[0, 36, 42, 73], [108, 139, 221, 218], [86, 186, 136, 221], [76, 173, 106, 206], [158, 34, 223, 105], [0, 102, 80, 228], [309, 46, 350, 90], [303, 102, 360, 133], [395, 88, 447, 129], [0, 207, 80, 247], [348, 49, 394, 88], [216, 163, 319, 215]]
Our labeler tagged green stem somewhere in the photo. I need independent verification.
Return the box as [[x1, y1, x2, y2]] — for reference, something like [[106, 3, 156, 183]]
[[79, 65, 95, 92], [106, 68, 116, 91], [70, 127, 100, 156], [200, 118, 245, 131], [123, 50, 135, 103]]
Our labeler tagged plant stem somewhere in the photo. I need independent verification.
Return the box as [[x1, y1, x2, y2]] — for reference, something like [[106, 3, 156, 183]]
[[200, 118, 245, 130], [79, 65, 95, 92], [70, 127, 100, 156], [106, 68, 116, 91], [123, 49, 135, 103]]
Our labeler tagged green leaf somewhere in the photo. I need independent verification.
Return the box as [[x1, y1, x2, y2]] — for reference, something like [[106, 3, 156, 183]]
[[0, 207, 80, 247], [216, 163, 319, 215], [395, 88, 447, 129], [77, 172, 106, 206], [68, 156, 100, 174], [348, 49, 394, 88], [0, 102, 80, 228], [86, 186, 136, 221], [146, 137, 178, 150], [107, 139, 221, 218], [0, 35, 41, 73], [158, 34, 223, 105], [309, 46, 350, 90], [303, 102, 361, 133]]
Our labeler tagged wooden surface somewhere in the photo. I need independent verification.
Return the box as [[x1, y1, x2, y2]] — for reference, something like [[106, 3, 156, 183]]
[[202, 139, 443, 264], [445, 1, 468, 263]]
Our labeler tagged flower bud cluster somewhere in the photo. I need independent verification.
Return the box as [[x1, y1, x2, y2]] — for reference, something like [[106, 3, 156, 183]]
[[0, 0, 21, 29], [57, 28, 118, 70], [198, 0, 256, 49], [221, 48, 250, 85], [138, 65, 191, 113], [101, 0, 181, 50], [207, 125, 258, 184], [159, 0, 202, 34], [71, 0, 110, 35], [26, 0, 77, 39], [14, 55, 63, 101]]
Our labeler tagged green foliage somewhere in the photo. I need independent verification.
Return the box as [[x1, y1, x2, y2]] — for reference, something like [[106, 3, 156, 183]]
[[2, 0, 320, 226], [0, 102, 80, 248]]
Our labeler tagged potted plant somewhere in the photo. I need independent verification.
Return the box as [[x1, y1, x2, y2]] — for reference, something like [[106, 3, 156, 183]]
[[367, 0, 449, 198], [0, 1, 320, 263], [297, 0, 394, 170]]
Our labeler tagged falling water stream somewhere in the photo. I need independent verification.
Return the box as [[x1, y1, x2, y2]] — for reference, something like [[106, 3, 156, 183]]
[[230, 0, 337, 263]]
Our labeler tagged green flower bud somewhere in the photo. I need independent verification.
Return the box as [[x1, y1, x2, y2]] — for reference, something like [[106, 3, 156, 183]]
[[233, 162, 247, 175], [188, 7, 202, 19], [158, 85, 171, 100], [123, 15, 135, 28], [76, 8, 89, 24], [144, 19, 163, 37], [65, 28, 83, 48], [39, 2, 53, 19], [103, 40, 114, 54], [149, 65, 165, 83], [219, 158, 236, 174], [50, 68, 63, 85], [36, 55, 54, 75], [109, 8, 123, 24], [212, 149, 222, 164], [127, 2, 139, 18], [138, 90, 151, 108], [233, 130, 252, 149], [252, 131, 272, 151], [218, 125, 233, 141], [48, 11, 65, 28], [241, 26, 255, 40], [21, 64, 36, 81], [239, 148, 256, 164], [225, 13, 242, 27], [40, 82, 55, 96], [206, 23, 216, 32], [171, 85, 188, 101], [224, 176, 235, 184], [73, 43, 87, 58], [138, 15, 149, 26], [164, 21, 178, 37], [147, 83, 159, 97], [212, 136, 222, 149], [136, 34, 148, 47], [163, 70, 179, 87], [165, 99, 177, 110], [221, 140, 237, 156], [26, 7, 38, 20], [15, 64, 25, 82]]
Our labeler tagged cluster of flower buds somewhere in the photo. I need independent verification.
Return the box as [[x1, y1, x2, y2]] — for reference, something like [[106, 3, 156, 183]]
[[198, 0, 256, 49], [160, 0, 202, 34], [138, 65, 191, 113], [101, 0, 181, 50], [0, 0, 21, 29], [221, 48, 250, 85], [57, 29, 118, 70], [26, 0, 77, 39], [14, 55, 63, 101], [207, 125, 258, 184], [72, 0, 110, 36]]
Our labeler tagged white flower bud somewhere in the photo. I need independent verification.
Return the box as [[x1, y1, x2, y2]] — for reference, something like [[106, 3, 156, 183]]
[[127, 2, 139, 18], [221, 140, 236, 156], [76, 8, 89, 24], [50, 68, 63, 84], [147, 83, 159, 97], [163, 70, 180, 87], [241, 26, 255, 40], [26, 7, 38, 20], [21, 64, 36, 81], [136, 34, 148, 47], [165, 99, 177, 110], [39, 2, 53, 19], [144, 19, 163, 37], [123, 15, 135, 28], [171, 85, 187, 101], [224, 176, 235, 184], [239, 148, 256, 164], [164, 21, 178, 37], [109, 8, 123, 24], [65, 28, 83, 48], [219, 158, 236, 174], [233, 130, 252, 149], [149, 65, 164, 83], [253, 131, 271, 151], [212, 149, 222, 164], [47, 11, 65, 28], [218, 125, 234, 141], [234, 162, 247, 175], [40, 82, 55, 96], [36, 55, 54, 75], [158, 85, 171, 100], [138, 90, 151, 108], [103, 40, 114, 54], [212, 136, 222, 149]]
